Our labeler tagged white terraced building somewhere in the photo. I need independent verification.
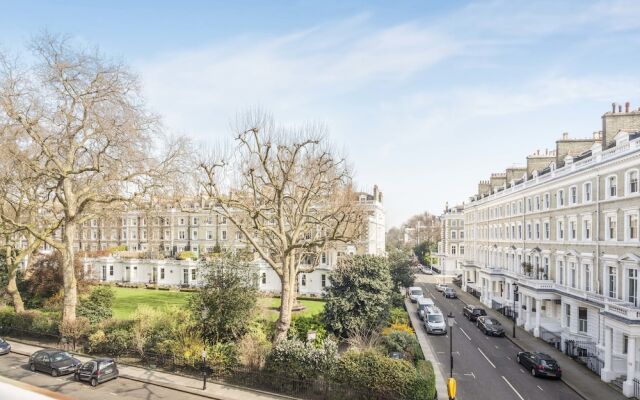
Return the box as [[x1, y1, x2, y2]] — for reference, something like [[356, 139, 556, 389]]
[[461, 103, 640, 397], [80, 186, 386, 297]]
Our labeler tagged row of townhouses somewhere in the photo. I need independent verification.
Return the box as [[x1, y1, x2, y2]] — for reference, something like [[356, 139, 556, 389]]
[[433, 204, 465, 275], [78, 186, 386, 296], [439, 103, 640, 397]]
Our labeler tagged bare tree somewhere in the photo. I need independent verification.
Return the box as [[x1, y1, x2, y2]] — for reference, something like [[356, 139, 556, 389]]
[[0, 34, 186, 325], [197, 111, 364, 341]]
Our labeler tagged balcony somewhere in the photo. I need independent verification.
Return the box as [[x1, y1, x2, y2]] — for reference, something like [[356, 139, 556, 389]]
[[603, 302, 640, 322]]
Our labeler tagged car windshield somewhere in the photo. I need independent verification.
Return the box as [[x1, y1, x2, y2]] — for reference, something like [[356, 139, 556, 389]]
[[474, 309, 485, 314], [428, 314, 444, 323], [52, 352, 72, 362], [411, 290, 422, 295], [540, 359, 557, 368]]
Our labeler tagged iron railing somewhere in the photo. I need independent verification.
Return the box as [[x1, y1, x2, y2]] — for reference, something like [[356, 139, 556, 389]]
[[564, 339, 603, 375]]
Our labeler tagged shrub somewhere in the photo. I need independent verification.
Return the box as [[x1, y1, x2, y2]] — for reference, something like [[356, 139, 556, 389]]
[[0, 308, 59, 335], [411, 360, 436, 400], [381, 330, 424, 363], [88, 328, 131, 357], [382, 323, 414, 336], [288, 313, 327, 343], [333, 350, 417, 399], [59, 316, 91, 348], [238, 322, 272, 369], [264, 338, 338, 382], [388, 307, 409, 325], [177, 251, 197, 260], [77, 286, 114, 324]]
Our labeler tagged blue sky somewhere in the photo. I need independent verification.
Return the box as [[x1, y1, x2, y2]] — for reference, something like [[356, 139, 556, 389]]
[[2, 0, 640, 227]]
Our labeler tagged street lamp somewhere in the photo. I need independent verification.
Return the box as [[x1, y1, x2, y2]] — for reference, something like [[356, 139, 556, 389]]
[[447, 312, 456, 400], [447, 312, 455, 378], [512, 283, 519, 339], [201, 349, 207, 390]]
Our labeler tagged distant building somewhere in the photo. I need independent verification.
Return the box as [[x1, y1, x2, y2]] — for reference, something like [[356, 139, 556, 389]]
[[434, 204, 464, 275]]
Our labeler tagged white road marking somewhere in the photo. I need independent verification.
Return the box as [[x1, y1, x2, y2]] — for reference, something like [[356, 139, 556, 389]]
[[502, 376, 525, 400], [464, 372, 477, 379], [506, 356, 511, 360], [477, 347, 496, 369], [520, 369, 525, 373], [110, 393, 118, 396], [454, 319, 458, 325], [459, 327, 471, 341], [437, 352, 445, 354], [537, 385, 544, 391], [431, 294, 436, 300], [495, 345, 499, 349]]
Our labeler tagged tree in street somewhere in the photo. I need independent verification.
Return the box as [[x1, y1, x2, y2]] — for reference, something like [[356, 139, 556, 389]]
[[196, 110, 363, 341], [323, 255, 393, 338], [388, 248, 415, 290]]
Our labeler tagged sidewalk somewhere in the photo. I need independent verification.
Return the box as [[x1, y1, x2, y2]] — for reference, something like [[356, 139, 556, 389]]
[[7, 340, 290, 400], [405, 298, 448, 400], [455, 287, 626, 400]]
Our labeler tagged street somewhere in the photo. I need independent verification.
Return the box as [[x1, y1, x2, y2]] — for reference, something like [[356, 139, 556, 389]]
[[0, 351, 210, 400], [414, 278, 583, 400]]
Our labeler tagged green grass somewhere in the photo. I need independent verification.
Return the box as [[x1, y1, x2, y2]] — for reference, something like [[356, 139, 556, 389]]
[[111, 287, 192, 320], [111, 287, 325, 321], [258, 297, 326, 321]]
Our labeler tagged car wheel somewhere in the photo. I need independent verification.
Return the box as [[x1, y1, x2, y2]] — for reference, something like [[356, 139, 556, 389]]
[[30, 363, 35, 372], [91, 378, 98, 387], [516, 356, 520, 364], [51, 369, 58, 377], [531, 368, 537, 377]]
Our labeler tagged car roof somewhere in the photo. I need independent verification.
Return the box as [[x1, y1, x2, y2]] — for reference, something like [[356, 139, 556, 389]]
[[409, 286, 422, 291], [38, 349, 63, 355], [534, 352, 554, 360]]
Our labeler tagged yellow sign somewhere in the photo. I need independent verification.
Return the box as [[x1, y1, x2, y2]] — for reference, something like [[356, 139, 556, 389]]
[[447, 377, 457, 399]]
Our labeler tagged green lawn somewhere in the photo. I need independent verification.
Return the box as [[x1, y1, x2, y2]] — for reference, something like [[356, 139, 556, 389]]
[[111, 287, 192, 320], [111, 287, 325, 321]]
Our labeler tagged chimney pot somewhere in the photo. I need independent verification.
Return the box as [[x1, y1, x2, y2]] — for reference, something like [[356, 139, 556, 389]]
[[612, 102, 616, 113], [619, 105, 623, 113], [626, 102, 630, 113], [562, 132, 569, 140]]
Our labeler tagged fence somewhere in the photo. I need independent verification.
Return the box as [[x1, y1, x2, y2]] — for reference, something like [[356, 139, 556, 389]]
[[466, 286, 481, 299], [0, 326, 413, 400], [538, 326, 561, 350], [633, 377, 640, 399], [564, 339, 603, 376]]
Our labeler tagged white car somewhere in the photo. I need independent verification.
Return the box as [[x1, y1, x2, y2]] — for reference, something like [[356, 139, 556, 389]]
[[435, 283, 449, 292], [417, 297, 435, 319], [422, 266, 434, 275], [408, 286, 424, 303], [424, 311, 447, 335]]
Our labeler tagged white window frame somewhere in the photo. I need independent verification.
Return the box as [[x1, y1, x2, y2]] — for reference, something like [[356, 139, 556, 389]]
[[606, 174, 618, 199], [624, 210, 639, 241], [569, 186, 578, 205], [605, 213, 617, 241], [583, 182, 592, 203], [626, 169, 639, 196], [557, 189, 565, 207], [582, 215, 592, 241]]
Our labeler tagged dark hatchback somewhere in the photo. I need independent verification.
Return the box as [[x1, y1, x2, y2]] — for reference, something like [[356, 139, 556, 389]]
[[463, 305, 487, 322], [75, 358, 119, 386], [0, 338, 11, 355], [517, 351, 562, 379], [476, 316, 505, 336], [443, 288, 457, 298], [29, 349, 81, 377]]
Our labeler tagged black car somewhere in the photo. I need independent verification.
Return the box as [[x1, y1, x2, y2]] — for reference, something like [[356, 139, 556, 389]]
[[463, 305, 487, 322], [476, 316, 505, 336], [29, 349, 82, 377], [443, 288, 457, 298], [75, 358, 119, 386], [0, 338, 11, 355], [516, 351, 562, 379]]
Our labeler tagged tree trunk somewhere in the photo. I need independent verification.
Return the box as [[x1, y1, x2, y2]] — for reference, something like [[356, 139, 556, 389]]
[[5, 252, 25, 313], [61, 221, 78, 325], [274, 257, 297, 342]]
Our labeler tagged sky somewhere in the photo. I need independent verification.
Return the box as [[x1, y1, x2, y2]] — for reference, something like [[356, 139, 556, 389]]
[[2, 0, 640, 228]]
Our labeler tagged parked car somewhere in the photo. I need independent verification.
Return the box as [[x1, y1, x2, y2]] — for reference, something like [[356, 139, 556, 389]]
[[408, 286, 424, 303], [74, 358, 119, 386], [417, 297, 435, 319], [424, 311, 447, 335], [463, 305, 487, 322], [443, 288, 457, 298], [421, 266, 434, 275], [435, 283, 449, 292], [516, 351, 562, 379], [0, 338, 11, 355], [29, 349, 81, 377], [476, 316, 505, 336]]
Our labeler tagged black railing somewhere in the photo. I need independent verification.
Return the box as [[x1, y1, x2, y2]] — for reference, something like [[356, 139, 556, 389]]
[[466, 286, 481, 299], [564, 339, 603, 375], [0, 327, 420, 400], [633, 377, 640, 399], [538, 327, 561, 350]]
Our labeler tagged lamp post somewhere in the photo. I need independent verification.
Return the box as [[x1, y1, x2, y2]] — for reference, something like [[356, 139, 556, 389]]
[[201, 349, 207, 390], [513, 283, 519, 339], [447, 312, 456, 400], [201, 307, 209, 390]]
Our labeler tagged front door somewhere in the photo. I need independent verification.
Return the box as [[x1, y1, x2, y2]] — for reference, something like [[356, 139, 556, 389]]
[[183, 269, 189, 285]]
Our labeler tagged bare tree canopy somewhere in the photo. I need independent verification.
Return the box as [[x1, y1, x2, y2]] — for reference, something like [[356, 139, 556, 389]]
[[197, 110, 364, 341], [0, 34, 187, 325]]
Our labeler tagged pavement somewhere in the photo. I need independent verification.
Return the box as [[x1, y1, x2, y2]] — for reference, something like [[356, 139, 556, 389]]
[[411, 276, 582, 400], [4, 340, 290, 400], [448, 278, 627, 400]]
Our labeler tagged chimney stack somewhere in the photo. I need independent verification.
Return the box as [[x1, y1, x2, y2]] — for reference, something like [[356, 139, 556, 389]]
[[626, 102, 630, 113], [562, 132, 569, 140]]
